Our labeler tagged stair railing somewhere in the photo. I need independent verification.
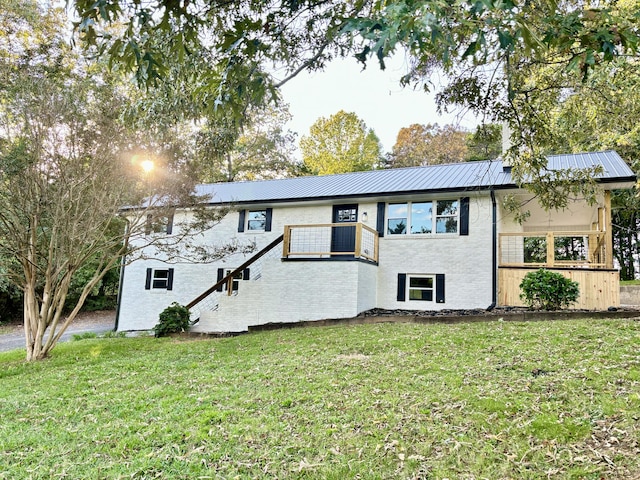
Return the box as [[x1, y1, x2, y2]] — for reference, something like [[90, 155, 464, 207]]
[[186, 234, 284, 321]]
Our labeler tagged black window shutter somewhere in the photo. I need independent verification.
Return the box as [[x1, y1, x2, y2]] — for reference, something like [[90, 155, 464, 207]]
[[145, 214, 152, 235], [397, 273, 407, 302], [167, 268, 174, 291], [243, 268, 250, 280], [376, 202, 385, 237], [265, 208, 273, 232], [216, 268, 224, 292], [436, 274, 445, 303], [166, 213, 174, 235], [460, 197, 470, 236], [237, 210, 246, 232], [145, 268, 152, 290]]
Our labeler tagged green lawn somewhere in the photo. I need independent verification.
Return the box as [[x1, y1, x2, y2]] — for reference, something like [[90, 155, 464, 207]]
[[1, 319, 639, 479]]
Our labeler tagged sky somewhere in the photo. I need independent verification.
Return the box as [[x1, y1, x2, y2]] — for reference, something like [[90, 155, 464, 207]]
[[279, 55, 479, 155]]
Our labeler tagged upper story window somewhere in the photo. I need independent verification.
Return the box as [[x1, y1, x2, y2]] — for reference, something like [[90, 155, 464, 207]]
[[387, 200, 458, 235], [238, 208, 272, 233], [145, 213, 174, 235], [247, 210, 267, 231]]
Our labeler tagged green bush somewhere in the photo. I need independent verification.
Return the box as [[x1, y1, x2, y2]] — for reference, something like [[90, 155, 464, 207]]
[[154, 303, 192, 337], [519, 269, 580, 310]]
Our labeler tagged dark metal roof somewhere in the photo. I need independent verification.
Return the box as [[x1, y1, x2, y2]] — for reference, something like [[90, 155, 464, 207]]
[[195, 150, 635, 205]]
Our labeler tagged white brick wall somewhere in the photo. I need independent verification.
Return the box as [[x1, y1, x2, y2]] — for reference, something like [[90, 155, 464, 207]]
[[375, 194, 495, 311], [118, 194, 495, 331]]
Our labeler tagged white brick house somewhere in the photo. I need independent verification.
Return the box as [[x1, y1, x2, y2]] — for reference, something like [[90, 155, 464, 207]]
[[116, 151, 635, 333]]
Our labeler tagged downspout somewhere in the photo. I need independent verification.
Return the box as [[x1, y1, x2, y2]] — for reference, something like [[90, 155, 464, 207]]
[[114, 219, 130, 332], [113, 254, 126, 332], [487, 189, 498, 310]]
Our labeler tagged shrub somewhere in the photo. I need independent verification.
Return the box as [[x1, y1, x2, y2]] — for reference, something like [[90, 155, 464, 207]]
[[72, 332, 98, 341], [519, 269, 580, 310], [154, 303, 192, 337]]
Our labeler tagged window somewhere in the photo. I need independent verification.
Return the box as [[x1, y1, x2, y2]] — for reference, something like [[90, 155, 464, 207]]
[[387, 200, 458, 235], [238, 208, 272, 232], [336, 207, 357, 222], [145, 213, 173, 235], [408, 276, 434, 301], [247, 210, 267, 231], [216, 267, 250, 292], [145, 268, 174, 290], [387, 204, 408, 234], [397, 273, 445, 303], [436, 200, 458, 233]]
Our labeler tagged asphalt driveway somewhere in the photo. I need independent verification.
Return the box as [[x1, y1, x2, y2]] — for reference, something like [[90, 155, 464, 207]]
[[0, 311, 116, 353]]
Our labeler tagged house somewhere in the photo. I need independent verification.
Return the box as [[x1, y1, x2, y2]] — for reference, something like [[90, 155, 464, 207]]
[[115, 151, 636, 333]]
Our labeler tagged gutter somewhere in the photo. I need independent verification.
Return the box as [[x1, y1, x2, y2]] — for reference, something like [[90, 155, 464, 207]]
[[488, 189, 497, 310]]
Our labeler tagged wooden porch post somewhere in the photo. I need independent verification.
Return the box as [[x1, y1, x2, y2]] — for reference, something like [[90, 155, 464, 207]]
[[604, 190, 613, 269], [282, 225, 291, 258], [354, 223, 363, 258], [546, 231, 555, 266]]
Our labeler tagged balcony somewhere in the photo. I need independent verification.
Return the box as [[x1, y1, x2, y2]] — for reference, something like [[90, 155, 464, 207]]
[[283, 222, 379, 263]]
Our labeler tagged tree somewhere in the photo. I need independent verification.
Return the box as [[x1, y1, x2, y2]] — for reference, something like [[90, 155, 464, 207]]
[[0, 2, 227, 361], [542, 57, 640, 279], [465, 124, 503, 162], [387, 123, 469, 168], [195, 103, 298, 183], [69, 0, 639, 209], [300, 110, 382, 175]]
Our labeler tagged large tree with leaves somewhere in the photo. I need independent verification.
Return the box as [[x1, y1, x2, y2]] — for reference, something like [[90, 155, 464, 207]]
[[0, 1, 227, 361], [70, 0, 639, 186], [387, 123, 469, 168], [300, 110, 382, 175], [195, 103, 298, 183]]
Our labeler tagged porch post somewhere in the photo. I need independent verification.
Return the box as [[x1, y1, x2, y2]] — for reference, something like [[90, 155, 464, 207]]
[[354, 223, 363, 258], [546, 231, 554, 266], [604, 190, 614, 269], [283, 225, 291, 258]]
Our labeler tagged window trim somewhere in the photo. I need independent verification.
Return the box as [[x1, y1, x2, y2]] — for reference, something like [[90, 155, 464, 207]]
[[407, 274, 435, 302]]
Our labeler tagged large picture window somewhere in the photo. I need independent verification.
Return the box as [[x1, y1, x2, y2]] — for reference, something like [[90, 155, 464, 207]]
[[387, 200, 458, 235]]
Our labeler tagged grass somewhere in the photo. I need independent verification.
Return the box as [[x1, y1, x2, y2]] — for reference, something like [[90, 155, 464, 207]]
[[1, 318, 639, 479], [620, 279, 640, 286]]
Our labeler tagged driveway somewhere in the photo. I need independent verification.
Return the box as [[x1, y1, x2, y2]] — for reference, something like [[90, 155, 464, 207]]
[[0, 311, 116, 354]]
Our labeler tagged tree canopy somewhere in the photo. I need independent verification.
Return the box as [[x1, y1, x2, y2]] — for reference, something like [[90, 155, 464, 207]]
[[68, 0, 640, 206], [387, 123, 469, 168], [300, 110, 382, 175]]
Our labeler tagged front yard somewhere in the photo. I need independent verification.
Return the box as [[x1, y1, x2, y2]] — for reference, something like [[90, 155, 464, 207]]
[[1, 318, 639, 479]]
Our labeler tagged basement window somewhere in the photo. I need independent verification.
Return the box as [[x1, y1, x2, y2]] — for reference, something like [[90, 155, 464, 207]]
[[408, 275, 434, 301]]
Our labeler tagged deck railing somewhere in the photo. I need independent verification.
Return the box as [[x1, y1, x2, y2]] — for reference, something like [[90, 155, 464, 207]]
[[283, 222, 379, 262], [499, 231, 609, 269]]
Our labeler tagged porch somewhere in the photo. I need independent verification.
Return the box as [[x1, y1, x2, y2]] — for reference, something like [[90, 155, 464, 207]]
[[498, 231, 619, 309], [282, 222, 379, 263]]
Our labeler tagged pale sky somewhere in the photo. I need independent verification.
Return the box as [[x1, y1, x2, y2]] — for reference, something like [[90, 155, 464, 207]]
[[279, 55, 478, 155]]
